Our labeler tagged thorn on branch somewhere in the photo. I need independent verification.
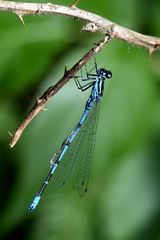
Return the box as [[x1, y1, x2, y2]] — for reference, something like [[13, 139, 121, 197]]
[[34, 9, 39, 14], [15, 11, 25, 25], [42, 108, 49, 111], [64, 64, 68, 75], [36, 98, 41, 104], [8, 131, 13, 137], [70, 0, 80, 8]]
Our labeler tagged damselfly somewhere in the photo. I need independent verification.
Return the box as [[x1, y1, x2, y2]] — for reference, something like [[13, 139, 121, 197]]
[[28, 60, 112, 211]]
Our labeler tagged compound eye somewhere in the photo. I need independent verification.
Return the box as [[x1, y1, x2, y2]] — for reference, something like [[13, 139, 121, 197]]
[[100, 68, 105, 74], [98, 68, 112, 78], [107, 71, 112, 78]]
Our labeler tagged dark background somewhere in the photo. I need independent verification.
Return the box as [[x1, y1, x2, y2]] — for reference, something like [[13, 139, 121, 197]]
[[0, 0, 160, 239]]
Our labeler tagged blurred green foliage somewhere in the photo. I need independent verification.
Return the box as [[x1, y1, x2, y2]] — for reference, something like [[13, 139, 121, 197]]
[[0, 0, 160, 240]]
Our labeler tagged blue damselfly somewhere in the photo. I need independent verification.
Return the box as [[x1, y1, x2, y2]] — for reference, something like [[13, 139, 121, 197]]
[[28, 60, 112, 211]]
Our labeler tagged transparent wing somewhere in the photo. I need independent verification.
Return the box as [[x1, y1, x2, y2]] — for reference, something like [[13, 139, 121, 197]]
[[73, 101, 100, 196], [52, 101, 100, 196]]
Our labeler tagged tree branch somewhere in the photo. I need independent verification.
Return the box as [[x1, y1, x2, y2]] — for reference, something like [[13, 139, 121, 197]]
[[10, 36, 110, 148], [0, 1, 160, 52], [3, 0, 159, 146]]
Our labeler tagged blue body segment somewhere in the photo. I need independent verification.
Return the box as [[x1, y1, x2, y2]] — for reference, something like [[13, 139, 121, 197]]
[[28, 64, 112, 211], [29, 196, 41, 210]]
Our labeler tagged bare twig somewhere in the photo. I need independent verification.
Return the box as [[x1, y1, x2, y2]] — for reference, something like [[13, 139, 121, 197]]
[[0, 1, 160, 52], [10, 36, 110, 148]]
